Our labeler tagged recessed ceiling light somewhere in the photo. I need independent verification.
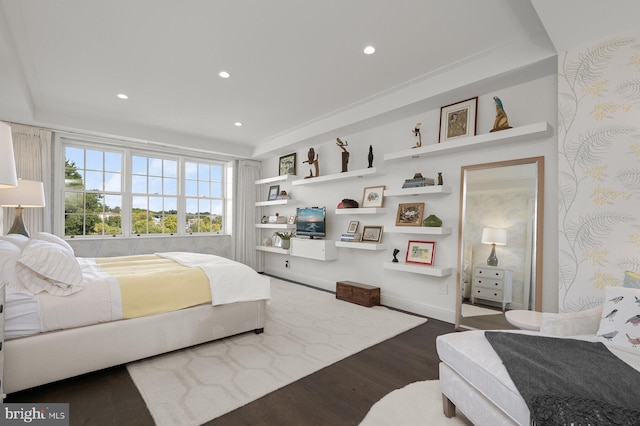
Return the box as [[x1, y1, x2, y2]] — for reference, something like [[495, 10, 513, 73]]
[[117, 93, 129, 100], [219, 71, 230, 79], [234, 122, 242, 127], [363, 46, 376, 55]]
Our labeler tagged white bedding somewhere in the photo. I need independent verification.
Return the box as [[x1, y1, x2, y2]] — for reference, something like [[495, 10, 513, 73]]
[[4, 251, 270, 339]]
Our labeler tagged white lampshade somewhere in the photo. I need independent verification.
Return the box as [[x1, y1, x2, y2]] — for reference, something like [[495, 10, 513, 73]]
[[0, 179, 46, 207], [0, 122, 18, 188], [481, 227, 507, 246]]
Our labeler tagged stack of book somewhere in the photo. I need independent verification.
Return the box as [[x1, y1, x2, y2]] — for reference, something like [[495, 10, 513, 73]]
[[402, 175, 435, 188], [341, 233, 362, 242], [268, 215, 287, 224]]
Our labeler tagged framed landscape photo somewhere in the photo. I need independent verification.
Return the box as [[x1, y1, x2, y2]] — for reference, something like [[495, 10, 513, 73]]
[[268, 185, 280, 201], [395, 202, 425, 226], [347, 220, 359, 233], [406, 240, 435, 265], [439, 97, 478, 143], [361, 185, 385, 208], [279, 153, 296, 176], [362, 225, 383, 243]]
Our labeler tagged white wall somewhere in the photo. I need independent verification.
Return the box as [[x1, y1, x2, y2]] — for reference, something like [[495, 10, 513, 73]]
[[258, 75, 558, 323]]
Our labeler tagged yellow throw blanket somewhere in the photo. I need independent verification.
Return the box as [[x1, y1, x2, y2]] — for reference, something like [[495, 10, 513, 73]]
[[96, 254, 212, 319]]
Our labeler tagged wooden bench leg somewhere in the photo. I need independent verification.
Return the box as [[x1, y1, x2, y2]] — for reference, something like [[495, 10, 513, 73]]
[[442, 394, 456, 418]]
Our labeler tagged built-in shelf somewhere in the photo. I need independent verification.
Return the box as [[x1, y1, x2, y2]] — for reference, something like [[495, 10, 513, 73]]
[[255, 174, 296, 185], [383, 122, 551, 162], [384, 186, 451, 197], [292, 166, 382, 186], [335, 241, 387, 250], [385, 226, 452, 235], [383, 262, 452, 277], [334, 207, 387, 215], [255, 199, 295, 207], [255, 223, 296, 229], [256, 245, 290, 254]]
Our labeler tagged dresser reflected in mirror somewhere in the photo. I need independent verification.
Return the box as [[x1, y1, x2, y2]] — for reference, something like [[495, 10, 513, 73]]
[[456, 157, 544, 330]]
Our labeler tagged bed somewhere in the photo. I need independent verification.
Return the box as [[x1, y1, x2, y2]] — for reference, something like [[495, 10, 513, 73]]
[[0, 233, 270, 394]]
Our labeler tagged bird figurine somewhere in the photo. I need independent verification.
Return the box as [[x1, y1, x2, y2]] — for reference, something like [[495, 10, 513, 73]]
[[412, 123, 422, 148], [336, 137, 348, 148], [625, 314, 640, 326], [336, 138, 349, 172], [603, 309, 618, 321], [490, 96, 512, 132], [609, 296, 624, 304], [598, 330, 619, 341], [626, 333, 640, 347], [303, 147, 319, 178]]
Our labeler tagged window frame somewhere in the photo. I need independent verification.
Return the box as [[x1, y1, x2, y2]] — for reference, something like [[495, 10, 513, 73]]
[[55, 135, 231, 238]]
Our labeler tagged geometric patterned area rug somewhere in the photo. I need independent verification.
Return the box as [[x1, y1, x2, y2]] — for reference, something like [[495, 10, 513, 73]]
[[360, 380, 472, 426], [127, 278, 426, 426]]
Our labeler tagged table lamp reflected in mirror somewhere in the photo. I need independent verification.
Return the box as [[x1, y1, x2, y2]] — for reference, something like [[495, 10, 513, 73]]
[[481, 227, 507, 267]]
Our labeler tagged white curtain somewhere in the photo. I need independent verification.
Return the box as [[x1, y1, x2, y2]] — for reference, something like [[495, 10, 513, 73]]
[[2, 124, 52, 234], [233, 159, 263, 271]]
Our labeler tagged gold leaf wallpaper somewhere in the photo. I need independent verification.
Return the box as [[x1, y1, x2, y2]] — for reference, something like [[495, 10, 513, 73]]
[[558, 30, 640, 311]]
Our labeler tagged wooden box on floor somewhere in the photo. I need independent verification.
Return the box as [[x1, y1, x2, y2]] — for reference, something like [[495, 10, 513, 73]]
[[336, 281, 380, 307]]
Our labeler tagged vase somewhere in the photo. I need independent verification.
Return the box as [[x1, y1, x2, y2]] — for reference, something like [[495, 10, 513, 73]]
[[422, 214, 442, 227], [281, 239, 290, 249]]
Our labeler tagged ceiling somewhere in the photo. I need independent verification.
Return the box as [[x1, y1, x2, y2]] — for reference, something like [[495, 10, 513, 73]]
[[1, 1, 639, 159]]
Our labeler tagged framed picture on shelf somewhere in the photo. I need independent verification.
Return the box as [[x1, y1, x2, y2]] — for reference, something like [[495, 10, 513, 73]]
[[406, 240, 435, 265], [361, 185, 385, 208], [439, 97, 478, 143], [362, 225, 383, 243], [395, 202, 425, 226], [288, 214, 297, 224], [347, 220, 359, 233], [279, 153, 296, 176], [268, 185, 280, 201]]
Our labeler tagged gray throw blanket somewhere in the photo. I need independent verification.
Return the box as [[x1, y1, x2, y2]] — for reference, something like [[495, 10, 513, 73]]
[[485, 332, 640, 425]]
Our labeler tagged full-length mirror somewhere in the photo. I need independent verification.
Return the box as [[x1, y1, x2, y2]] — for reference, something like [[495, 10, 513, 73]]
[[456, 157, 544, 330]]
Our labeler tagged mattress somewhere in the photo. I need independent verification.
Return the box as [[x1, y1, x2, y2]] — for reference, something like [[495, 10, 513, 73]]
[[5, 286, 41, 339]]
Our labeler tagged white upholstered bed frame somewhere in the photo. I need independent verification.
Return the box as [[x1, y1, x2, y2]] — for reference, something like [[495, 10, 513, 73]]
[[5, 299, 267, 394]]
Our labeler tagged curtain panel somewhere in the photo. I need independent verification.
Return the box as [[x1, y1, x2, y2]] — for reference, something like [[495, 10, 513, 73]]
[[234, 159, 263, 271]]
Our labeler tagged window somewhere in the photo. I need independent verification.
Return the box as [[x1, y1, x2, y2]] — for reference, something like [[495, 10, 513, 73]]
[[64, 147, 123, 236], [61, 141, 229, 237]]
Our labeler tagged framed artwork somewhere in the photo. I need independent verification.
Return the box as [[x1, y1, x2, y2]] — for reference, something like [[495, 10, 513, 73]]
[[406, 240, 435, 265], [288, 214, 297, 225], [279, 153, 296, 176], [362, 225, 383, 243], [361, 185, 385, 208], [268, 185, 280, 201], [395, 202, 425, 226], [347, 220, 359, 233], [439, 97, 478, 143]]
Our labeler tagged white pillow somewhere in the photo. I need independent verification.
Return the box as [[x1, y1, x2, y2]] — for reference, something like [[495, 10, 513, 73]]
[[16, 239, 83, 296], [0, 239, 21, 287], [596, 286, 640, 355], [32, 232, 74, 255], [0, 234, 29, 249]]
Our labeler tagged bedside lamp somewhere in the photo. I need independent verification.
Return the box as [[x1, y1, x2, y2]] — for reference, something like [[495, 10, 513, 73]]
[[0, 122, 18, 188], [481, 227, 507, 267], [0, 179, 46, 237]]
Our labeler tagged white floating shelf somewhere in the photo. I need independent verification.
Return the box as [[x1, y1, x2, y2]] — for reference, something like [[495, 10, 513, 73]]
[[384, 186, 451, 197], [383, 122, 552, 162], [255, 174, 296, 185], [255, 199, 294, 207], [383, 262, 453, 277], [385, 226, 452, 235], [335, 241, 387, 250], [256, 245, 290, 254], [334, 208, 387, 215], [255, 223, 296, 229], [292, 167, 383, 186]]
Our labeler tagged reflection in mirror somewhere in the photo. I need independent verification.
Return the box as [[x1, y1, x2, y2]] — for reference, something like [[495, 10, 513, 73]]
[[456, 157, 544, 330]]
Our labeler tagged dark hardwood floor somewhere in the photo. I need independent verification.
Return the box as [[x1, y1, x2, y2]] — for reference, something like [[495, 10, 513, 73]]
[[6, 318, 456, 426]]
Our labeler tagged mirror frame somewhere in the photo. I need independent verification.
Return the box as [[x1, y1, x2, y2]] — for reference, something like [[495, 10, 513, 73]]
[[455, 156, 544, 330]]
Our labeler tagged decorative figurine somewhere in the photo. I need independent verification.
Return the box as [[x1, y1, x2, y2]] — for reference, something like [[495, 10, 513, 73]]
[[368, 145, 374, 168], [412, 123, 422, 148], [490, 96, 512, 132], [422, 214, 443, 227], [392, 248, 400, 263], [276, 190, 291, 200], [437, 172, 443, 185], [336, 138, 349, 172], [303, 147, 319, 178]]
